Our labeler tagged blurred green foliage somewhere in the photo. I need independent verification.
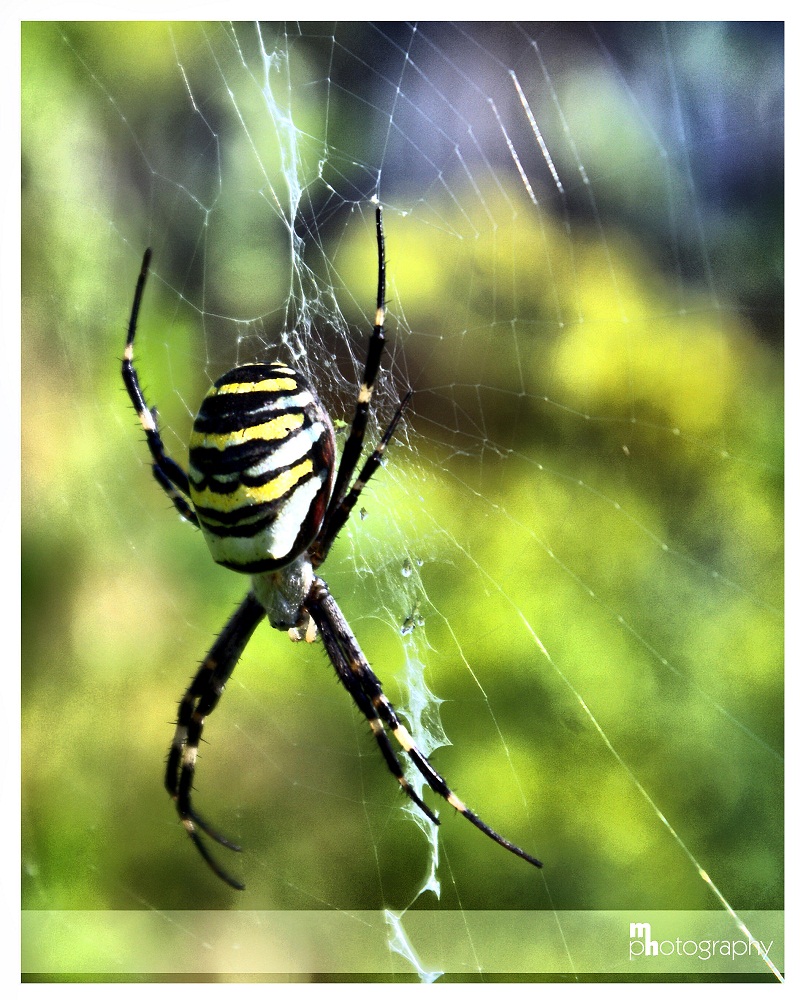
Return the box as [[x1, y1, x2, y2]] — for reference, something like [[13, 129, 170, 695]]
[[22, 21, 782, 981]]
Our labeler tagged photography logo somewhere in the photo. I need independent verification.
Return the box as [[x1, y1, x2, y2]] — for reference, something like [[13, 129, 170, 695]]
[[629, 920, 774, 965]]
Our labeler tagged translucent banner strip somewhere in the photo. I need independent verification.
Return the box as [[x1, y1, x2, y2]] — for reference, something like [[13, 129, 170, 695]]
[[22, 909, 783, 978]]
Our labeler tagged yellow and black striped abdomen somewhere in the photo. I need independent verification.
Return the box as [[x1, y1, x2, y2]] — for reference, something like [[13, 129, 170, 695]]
[[187, 363, 335, 573]]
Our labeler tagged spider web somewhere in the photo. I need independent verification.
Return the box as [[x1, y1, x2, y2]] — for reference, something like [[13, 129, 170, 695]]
[[21, 19, 784, 983]]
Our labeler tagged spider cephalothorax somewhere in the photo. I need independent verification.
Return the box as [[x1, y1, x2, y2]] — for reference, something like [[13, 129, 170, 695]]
[[122, 207, 542, 888]]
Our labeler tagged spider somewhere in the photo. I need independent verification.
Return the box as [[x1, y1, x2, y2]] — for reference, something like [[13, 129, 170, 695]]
[[122, 207, 542, 889]]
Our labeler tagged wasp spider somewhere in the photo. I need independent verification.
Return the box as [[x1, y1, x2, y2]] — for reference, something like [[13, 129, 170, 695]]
[[122, 208, 542, 889]]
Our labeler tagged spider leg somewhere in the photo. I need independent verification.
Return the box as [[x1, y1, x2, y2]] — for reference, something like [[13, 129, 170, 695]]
[[166, 591, 266, 889], [306, 579, 543, 868], [320, 207, 389, 536], [309, 584, 438, 823], [122, 248, 199, 527], [312, 390, 412, 566], [152, 465, 199, 525]]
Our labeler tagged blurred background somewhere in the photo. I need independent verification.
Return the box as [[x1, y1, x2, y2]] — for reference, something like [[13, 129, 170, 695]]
[[21, 21, 783, 981]]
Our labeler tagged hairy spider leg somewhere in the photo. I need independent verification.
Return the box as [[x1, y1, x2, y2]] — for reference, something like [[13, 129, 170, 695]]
[[308, 584, 439, 824], [311, 390, 413, 566], [121, 248, 200, 527], [306, 580, 543, 869], [320, 207, 389, 536], [152, 464, 199, 525], [166, 592, 267, 890]]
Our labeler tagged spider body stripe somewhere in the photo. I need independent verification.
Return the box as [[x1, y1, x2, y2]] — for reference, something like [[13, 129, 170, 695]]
[[240, 439, 322, 483], [190, 459, 316, 510], [206, 367, 303, 397], [123, 207, 541, 889], [190, 507, 322, 569], [196, 386, 312, 411], [191, 498, 304, 530], [191, 422, 331, 488], [216, 377, 297, 395], [188, 446, 318, 492], [190, 412, 305, 451], [197, 475, 330, 572], [193, 394, 314, 435]]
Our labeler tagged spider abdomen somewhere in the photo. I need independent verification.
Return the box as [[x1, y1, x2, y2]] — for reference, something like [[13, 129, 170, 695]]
[[188, 363, 335, 573]]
